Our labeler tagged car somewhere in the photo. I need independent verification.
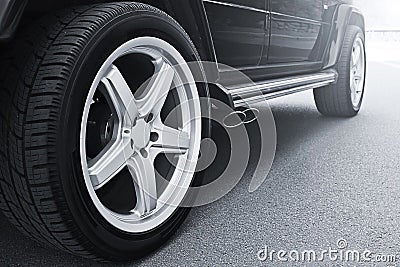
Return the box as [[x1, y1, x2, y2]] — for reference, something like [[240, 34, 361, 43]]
[[0, 0, 365, 262]]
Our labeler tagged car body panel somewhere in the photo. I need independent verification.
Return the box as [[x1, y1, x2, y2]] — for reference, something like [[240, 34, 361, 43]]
[[0, 0, 364, 85], [267, 0, 325, 63], [202, 0, 363, 81], [203, 0, 267, 68]]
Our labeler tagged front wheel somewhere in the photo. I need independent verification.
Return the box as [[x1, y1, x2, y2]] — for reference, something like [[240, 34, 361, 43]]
[[0, 3, 208, 261], [314, 25, 366, 117]]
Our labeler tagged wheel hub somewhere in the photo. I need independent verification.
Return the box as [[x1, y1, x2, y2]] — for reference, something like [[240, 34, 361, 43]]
[[131, 118, 151, 150]]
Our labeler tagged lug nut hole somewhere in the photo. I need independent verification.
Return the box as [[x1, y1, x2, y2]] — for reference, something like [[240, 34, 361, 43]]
[[150, 132, 159, 142], [145, 113, 154, 123], [140, 149, 148, 158]]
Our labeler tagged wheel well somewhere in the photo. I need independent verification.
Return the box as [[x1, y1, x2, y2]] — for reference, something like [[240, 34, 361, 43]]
[[348, 11, 365, 32], [3, 0, 222, 106], [21, 0, 217, 68], [23, 0, 166, 20]]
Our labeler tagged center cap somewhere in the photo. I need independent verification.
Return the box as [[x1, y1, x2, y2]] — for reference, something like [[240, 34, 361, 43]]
[[131, 119, 151, 150]]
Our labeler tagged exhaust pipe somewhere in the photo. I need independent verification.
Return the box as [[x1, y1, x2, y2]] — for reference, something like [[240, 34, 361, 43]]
[[223, 108, 259, 128]]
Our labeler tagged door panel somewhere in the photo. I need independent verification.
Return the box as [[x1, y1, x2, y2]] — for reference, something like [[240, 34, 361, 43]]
[[204, 0, 267, 68], [268, 0, 324, 63]]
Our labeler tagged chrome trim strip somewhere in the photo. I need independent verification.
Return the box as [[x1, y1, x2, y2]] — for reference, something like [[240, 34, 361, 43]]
[[222, 70, 337, 107], [203, 0, 268, 14], [203, 1, 327, 25], [271, 11, 323, 25], [233, 80, 334, 107], [226, 61, 323, 72], [229, 72, 336, 96]]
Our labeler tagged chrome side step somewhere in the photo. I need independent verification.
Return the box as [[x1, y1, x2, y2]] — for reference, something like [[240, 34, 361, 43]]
[[222, 70, 337, 108]]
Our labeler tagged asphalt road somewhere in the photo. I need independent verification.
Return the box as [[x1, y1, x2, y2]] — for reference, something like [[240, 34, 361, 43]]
[[1, 58, 400, 266]]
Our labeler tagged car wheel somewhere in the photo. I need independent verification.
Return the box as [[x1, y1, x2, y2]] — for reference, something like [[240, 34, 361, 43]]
[[0, 3, 209, 261], [314, 25, 366, 117]]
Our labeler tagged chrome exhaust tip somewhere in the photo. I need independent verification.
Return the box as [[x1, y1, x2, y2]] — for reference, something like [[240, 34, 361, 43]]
[[223, 108, 259, 128]]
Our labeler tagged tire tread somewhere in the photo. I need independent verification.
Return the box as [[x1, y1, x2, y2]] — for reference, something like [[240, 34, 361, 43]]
[[314, 25, 365, 117], [0, 2, 177, 261]]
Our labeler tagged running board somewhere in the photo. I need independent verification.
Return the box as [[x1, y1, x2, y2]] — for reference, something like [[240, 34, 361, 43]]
[[222, 70, 337, 108]]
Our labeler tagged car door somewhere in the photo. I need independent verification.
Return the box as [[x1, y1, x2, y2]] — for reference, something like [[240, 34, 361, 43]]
[[203, 0, 268, 68], [267, 0, 324, 63]]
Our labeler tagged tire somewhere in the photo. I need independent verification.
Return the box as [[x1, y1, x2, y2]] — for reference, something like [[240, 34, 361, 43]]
[[0, 3, 209, 262], [314, 25, 366, 117]]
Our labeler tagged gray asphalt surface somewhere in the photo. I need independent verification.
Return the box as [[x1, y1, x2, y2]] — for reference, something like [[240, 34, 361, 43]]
[[0, 58, 400, 266]]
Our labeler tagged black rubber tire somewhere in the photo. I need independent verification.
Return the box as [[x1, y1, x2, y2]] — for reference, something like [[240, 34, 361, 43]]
[[314, 25, 366, 117], [0, 3, 208, 262]]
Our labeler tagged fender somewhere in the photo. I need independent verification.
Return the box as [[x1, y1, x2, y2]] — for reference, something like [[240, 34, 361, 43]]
[[162, 0, 219, 83], [0, 0, 28, 41], [322, 4, 365, 69]]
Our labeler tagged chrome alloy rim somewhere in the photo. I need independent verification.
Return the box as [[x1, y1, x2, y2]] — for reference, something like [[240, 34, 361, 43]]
[[350, 36, 365, 108], [80, 37, 202, 233]]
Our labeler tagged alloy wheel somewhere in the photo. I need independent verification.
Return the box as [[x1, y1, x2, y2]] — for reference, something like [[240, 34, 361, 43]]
[[80, 37, 202, 233], [350, 36, 366, 108]]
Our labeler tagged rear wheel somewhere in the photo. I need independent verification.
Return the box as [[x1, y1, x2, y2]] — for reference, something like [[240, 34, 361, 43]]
[[314, 25, 366, 117], [0, 3, 208, 261]]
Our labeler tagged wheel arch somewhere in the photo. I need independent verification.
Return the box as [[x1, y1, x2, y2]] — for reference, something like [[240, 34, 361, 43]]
[[322, 4, 365, 70], [348, 10, 365, 31], [0, 0, 219, 82]]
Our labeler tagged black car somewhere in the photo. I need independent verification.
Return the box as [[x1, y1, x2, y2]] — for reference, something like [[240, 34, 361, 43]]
[[0, 0, 365, 262]]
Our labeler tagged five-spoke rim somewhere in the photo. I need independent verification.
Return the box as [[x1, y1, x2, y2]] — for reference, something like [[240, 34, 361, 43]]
[[80, 37, 202, 233], [350, 36, 365, 108]]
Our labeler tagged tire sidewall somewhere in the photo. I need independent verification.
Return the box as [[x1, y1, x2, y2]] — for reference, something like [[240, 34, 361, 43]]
[[341, 26, 366, 112]]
